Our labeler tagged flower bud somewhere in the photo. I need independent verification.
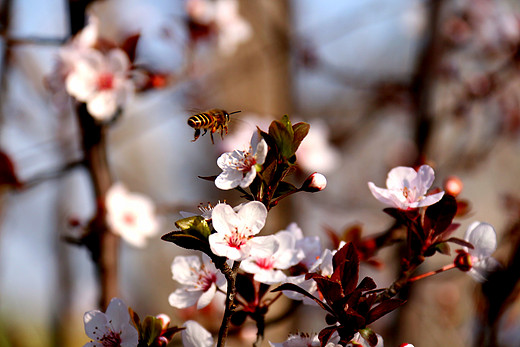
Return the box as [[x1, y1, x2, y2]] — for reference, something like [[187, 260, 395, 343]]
[[454, 250, 472, 272], [156, 313, 170, 330], [444, 175, 463, 197], [399, 344, 415, 347], [301, 172, 327, 192]]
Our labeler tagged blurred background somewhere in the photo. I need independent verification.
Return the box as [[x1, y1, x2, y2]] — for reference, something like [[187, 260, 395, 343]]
[[1, 0, 520, 346]]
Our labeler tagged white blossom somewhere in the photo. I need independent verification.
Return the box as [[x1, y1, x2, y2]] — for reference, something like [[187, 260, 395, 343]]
[[462, 221, 501, 282], [65, 48, 134, 120], [209, 201, 275, 261], [186, 0, 252, 55], [241, 229, 304, 284], [105, 183, 159, 247], [215, 133, 267, 190], [168, 254, 226, 309], [83, 298, 138, 347], [368, 165, 445, 210]]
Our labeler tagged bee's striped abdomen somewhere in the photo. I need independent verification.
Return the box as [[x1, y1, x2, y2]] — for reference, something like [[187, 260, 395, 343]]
[[187, 113, 213, 129]]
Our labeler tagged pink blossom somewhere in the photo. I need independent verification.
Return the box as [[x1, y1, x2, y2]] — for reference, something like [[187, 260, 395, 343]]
[[368, 165, 445, 210], [83, 298, 138, 347], [187, 0, 252, 55], [105, 183, 159, 247], [215, 133, 267, 190], [65, 48, 134, 120], [241, 229, 304, 284], [168, 254, 226, 309], [209, 201, 275, 261]]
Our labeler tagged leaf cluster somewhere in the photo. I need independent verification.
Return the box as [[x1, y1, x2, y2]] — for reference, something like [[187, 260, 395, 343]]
[[273, 243, 404, 347], [129, 308, 183, 347]]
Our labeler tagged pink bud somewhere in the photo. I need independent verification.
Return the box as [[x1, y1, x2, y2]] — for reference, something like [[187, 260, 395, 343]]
[[399, 344, 415, 347], [444, 175, 463, 197], [302, 172, 327, 192], [156, 313, 170, 330]]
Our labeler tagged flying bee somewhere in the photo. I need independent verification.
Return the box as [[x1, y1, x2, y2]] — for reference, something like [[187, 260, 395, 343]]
[[187, 109, 241, 144]]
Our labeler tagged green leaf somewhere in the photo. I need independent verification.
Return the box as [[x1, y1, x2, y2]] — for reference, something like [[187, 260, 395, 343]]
[[175, 216, 211, 238], [272, 181, 298, 198], [142, 316, 163, 345], [291, 122, 310, 154], [269, 119, 294, 160], [358, 328, 378, 347], [161, 230, 211, 254], [434, 242, 451, 255]]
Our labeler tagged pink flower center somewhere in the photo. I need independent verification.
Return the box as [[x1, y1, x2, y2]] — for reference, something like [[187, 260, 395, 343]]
[[255, 257, 274, 270], [97, 72, 114, 91], [197, 269, 218, 291], [123, 212, 136, 226], [228, 151, 257, 173], [99, 329, 122, 347], [225, 227, 250, 249], [401, 186, 420, 203]]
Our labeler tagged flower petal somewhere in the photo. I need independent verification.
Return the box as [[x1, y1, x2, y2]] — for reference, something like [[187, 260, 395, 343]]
[[168, 288, 203, 309], [105, 298, 131, 332], [235, 201, 267, 235], [84, 310, 109, 340], [197, 283, 217, 309], [413, 165, 436, 196], [171, 255, 201, 284], [386, 166, 418, 190], [413, 191, 445, 208], [464, 222, 497, 257], [182, 320, 214, 347]]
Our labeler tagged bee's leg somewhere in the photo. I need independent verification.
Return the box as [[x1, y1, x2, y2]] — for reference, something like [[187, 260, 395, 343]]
[[192, 129, 201, 142], [210, 131, 215, 144]]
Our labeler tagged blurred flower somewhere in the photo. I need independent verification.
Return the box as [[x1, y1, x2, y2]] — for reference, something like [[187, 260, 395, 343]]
[[444, 175, 463, 197], [209, 201, 275, 261], [296, 120, 340, 174], [455, 221, 500, 282], [169, 254, 226, 309], [45, 15, 99, 109], [65, 48, 134, 120], [368, 165, 445, 210], [83, 297, 138, 347], [105, 183, 159, 247], [182, 320, 214, 347], [186, 0, 252, 55], [215, 132, 267, 190], [241, 229, 304, 284]]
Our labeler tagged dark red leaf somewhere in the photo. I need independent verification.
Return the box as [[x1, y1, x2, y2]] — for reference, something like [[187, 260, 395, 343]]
[[332, 243, 359, 295], [445, 237, 474, 249], [271, 283, 334, 315], [318, 326, 338, 347], [357, 277, 377, 292], [424, 194, 457, 238], [366, 299, 406, 324]]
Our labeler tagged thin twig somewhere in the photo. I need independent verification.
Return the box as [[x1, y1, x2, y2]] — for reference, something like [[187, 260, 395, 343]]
[[217, 260, 241, 347]]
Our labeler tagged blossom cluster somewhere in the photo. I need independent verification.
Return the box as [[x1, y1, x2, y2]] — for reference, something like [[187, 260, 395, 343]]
[[81, 115, 501, 347]]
